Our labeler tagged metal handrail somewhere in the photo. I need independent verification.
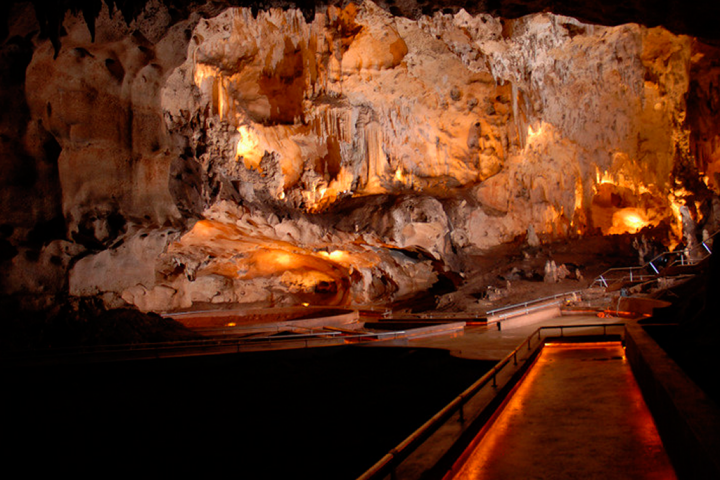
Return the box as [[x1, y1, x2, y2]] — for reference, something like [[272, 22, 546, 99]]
[[593, 230, 717, 288], [486, 290, 583, 319], [1, 329, 408, 365], [644, 229, 717, 269], [3, 330, 340, 355], [357, 323, 624, 480]]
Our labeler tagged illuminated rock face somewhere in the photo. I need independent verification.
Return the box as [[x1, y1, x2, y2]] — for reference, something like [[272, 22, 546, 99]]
[[162, 5, 704, 238], [3, 1, 720, 311]]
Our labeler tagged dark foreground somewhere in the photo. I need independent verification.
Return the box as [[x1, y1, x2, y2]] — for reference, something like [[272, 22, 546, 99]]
[[3, 345, 493, 478]]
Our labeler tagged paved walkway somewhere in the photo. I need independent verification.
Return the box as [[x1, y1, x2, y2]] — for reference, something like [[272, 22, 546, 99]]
[[446, 342, 677, 479], [409, 313, 623, 361]]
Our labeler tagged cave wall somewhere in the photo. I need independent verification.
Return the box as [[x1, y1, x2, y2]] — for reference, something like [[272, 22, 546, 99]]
[[2, 0, 719, 311]]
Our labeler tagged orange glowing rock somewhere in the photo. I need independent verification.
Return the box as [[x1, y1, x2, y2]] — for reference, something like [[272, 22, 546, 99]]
[[318, 250, 349, 262], [236, 126, 263, 169], [609, 208, 651, 234]]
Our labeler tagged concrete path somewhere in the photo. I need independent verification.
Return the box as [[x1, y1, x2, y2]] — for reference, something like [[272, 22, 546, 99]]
[[447, 342, 677, 479], [408, 313, 623, 361]]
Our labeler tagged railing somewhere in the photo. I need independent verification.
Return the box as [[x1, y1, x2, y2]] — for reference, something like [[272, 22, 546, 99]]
[[592, 266, 657, 288], [1, 329, 409, 366], [592, 230, 717, 289], [486, 290, 583, 321], [539, 323, 624, 339], [357, 323, 625, 480]]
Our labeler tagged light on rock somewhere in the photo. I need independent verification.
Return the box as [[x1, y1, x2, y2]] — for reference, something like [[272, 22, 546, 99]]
[[609, 208, 650, 234], [236, 125, 263, 169]]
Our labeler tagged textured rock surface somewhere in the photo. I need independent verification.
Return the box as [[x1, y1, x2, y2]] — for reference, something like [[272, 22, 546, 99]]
[[2, 0, 720, 312]]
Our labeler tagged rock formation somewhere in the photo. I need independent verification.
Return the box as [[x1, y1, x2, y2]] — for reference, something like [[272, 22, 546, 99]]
[[2, 0, 719, 312]]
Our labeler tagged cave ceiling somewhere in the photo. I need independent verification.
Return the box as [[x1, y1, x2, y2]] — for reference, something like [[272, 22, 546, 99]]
[[5, 0, 720, 48]]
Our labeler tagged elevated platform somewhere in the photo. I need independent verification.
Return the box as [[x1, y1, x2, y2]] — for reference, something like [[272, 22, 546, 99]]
[[360, 317, 720, 480], [447, 341, 675, 479]]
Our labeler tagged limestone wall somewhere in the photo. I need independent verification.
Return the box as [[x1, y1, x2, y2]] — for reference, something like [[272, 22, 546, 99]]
[[2, 0, 719, 311]]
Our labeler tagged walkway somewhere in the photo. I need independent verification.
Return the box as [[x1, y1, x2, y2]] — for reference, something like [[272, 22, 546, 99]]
[[408, 313, 619, 361], [447, 342, 676, 479]]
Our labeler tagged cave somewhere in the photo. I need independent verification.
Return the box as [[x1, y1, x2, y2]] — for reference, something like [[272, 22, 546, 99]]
[[2, 0, 719, 313], [2, 0, 720, 477]]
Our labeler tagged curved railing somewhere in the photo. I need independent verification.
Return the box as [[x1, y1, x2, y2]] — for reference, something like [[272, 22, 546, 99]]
[[593, 230, 717, 288]]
